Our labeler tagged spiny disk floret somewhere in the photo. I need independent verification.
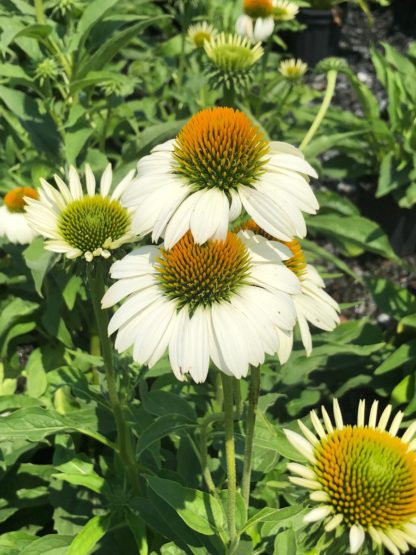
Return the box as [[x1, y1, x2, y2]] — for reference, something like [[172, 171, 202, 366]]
[[244, 0, 274, 18], [58, 195, 130, 255], [4, 187, 38, 213], [173, 107, 269, 193], [316, 427, 416, 528], [156, 231, 251, 311]]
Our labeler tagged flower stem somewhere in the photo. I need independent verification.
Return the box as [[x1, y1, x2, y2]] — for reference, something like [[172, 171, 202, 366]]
[[241, 365, 260, 512], [299, 69, 338, 152], [86, 261, 141, 496], [221, 373, 237, 547], [223, 84, 236, 108], [34, 0, 45, 24]]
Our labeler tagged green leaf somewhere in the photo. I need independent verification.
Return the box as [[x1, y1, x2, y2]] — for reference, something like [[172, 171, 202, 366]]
[[0, 63, 32, 81], [52, 472, 106, 495], [146, 476, 224, 537], [366, 277, 416, 319], [273, 528, 297, 555], [0, 407, 115, 449], [125, 511, 148, 555], [375, 342, 416, 375], [67, 0, 120, 54], [392, 374, 415, 405], [14, 24, 52, 40], [400, 314, 416, 329], [25, 348, 48, 398], [64, 123, 93, 165], [0, 532, 34, 554], [0, 297, 38, 338], [75, 17, 166, 77], [307, 214, 398, 260], [136, 414, 195, 457], [23, 238, 57, 297], [20, 535, 73, 555], [240, 506, 303, 535], [0, 85, 60, 158], [67, 514, 113, 555]]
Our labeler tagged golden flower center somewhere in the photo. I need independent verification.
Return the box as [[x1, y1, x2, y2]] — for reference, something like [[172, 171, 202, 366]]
[[314, 427, 416, 529], [156, 231, 251, 312], [4, 187, 38, 213], [173, 107, 269, 193], [238, 220, 307, 277], [244, 0, 274, 18]]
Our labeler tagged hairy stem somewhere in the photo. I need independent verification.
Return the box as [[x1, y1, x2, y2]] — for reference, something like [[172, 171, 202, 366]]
[[241, 366, 261, 511], [221, 373, 237, 547], [86, 262, 141, 496]]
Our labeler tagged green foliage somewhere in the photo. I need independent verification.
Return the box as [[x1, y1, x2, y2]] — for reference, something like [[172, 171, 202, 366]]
[[0, 0, 413, 554]]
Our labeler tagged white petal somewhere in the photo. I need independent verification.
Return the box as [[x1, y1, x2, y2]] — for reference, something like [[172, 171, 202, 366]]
[[304, 506, 332, 523], [357, 399, 366, 427], [85, 164, 96, 196], [377, 404, 392, 431], [268, 153, 318, 178], [229, 191, 242, 222], [164, 191, 202, 248], [253, 17, 274, 41], [287, 463, 316, 480], [325, 513, 343, 532], [239, 185, 295, 241], [369, 400, 379, 428], [190, 189, 229, 244], [389, 410, 403, 436], [184, 307, 210, 383], [349, 525, 365, 554], [100, 163, 113, 197], [333, 399, 344, 429], [68, 166, 83, 199], [284, 429, 315, 463], [111, 169, 136, 200]]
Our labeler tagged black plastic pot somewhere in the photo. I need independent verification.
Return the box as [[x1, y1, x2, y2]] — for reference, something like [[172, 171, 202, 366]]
[[392, 0, 416, 36], [288, 8, 343, 67]]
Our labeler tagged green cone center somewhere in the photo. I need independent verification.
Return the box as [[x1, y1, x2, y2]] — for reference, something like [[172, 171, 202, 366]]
[[58, 195, 130, 254]]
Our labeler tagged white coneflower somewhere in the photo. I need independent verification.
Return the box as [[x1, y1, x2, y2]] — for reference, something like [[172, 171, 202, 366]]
[[279, 58, 308, 81], [187, 21, 217, 48], [273, 0, 299, 22], [124, 107, 318, 249], [0, 187, 38, 244], [236, 0, 275, 42], [204, 32, 263, 73], [237, 221, 339, 362], [25, 164, 137, 262], [285, 399, 416, 555], [102, 230, 300, 383]]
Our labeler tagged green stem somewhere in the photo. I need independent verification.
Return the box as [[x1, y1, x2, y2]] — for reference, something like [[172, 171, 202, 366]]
[[34, 0, 45, 24], [221, 373, 237, 548], [86, 262, 141, 496], [299, 69, 338, 152], [277, 83, 294, 116], [223, 84, 236, 108], [199, 412, 225, 499], [241, 366, 260, 511]]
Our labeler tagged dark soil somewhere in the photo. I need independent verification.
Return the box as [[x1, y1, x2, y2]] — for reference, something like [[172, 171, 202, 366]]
[[307, 4, 416, 320]]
